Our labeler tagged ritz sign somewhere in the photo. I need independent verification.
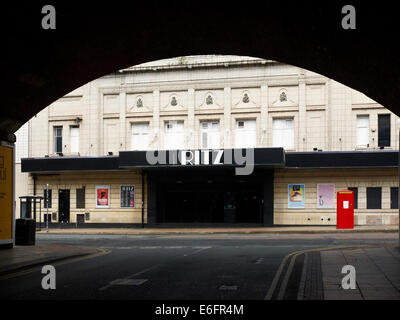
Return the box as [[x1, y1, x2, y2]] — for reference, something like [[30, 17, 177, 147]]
[[146, 149, 255, 175]]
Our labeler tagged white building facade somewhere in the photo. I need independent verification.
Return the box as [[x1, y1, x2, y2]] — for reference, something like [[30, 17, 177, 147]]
[[15, 55, 399, 226]]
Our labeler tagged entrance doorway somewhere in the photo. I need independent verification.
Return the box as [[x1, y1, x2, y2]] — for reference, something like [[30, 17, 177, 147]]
[[152, 169, 269, 224], [58, 189, 70, 223], [235, 186, 263, 223], [164, 189, 225, 223]]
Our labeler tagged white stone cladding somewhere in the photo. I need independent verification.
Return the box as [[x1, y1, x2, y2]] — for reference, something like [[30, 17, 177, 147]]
[[14, 55, 400, 224], [22, 55, 400, 156]]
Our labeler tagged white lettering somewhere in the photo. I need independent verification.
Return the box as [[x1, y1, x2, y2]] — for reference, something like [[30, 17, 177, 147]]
[[41, 265, 56, 290], [341, 265, 356, 289], [155, 304, 190, 318], [213, 150, 224, 165], [341, 5, 356, 30], [41, 5, 56, 30]]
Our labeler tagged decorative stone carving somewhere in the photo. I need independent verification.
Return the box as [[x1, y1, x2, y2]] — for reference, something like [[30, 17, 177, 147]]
[[232, 90, 259, 108], [196, 91, 222, 109], [171, 96, 178, 106], [136, 98, 143, 108], [271, 88, 297, 107]]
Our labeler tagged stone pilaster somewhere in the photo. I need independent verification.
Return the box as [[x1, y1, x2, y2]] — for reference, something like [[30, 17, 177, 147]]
[[152, 90, 160, 150], [260, 84, 269, 147], [187, 88, 195, 149], [223, 87, 232, 148], [119, 91, 126, 150], [298, 78, 306, 151]]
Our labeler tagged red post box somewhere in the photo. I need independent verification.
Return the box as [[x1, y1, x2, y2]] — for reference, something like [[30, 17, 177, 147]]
[[337, 189, 354, 229]]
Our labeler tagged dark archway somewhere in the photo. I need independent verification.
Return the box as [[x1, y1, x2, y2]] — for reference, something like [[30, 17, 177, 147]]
[[1, 1, 399, 140]]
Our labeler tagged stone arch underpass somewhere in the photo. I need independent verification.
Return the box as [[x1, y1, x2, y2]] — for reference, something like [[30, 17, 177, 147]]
[[1, 1, 400, 139]]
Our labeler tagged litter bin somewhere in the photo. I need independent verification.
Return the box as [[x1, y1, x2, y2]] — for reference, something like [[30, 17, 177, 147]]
[[15, 218, 36, 245]]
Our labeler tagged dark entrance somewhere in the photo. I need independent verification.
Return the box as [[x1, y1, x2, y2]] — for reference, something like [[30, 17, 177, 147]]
[[147, 168, 273, 225], [235, 183, 263, 223], [164, 185, 225, 223], [58, 189, 70, 223]]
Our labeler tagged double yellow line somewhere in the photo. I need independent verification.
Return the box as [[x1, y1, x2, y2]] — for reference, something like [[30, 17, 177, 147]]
[[264, 244, 376, 300], [0, 247, 111, 281]]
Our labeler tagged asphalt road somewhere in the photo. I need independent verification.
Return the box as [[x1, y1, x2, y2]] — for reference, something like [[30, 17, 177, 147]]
[[0, 233, 397, 300]]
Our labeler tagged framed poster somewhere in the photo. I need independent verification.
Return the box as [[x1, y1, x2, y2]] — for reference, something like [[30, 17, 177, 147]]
[[96, 185, 110, 208], [317, 184, 335, 208], [288, 184, 305, 208], [120, 185, 135, 208]]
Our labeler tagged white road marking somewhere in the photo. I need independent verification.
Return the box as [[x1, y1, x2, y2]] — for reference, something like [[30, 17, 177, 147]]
[[109, 279, 148, 286], [99, 265, 159, 291], [219, 285, 238, 291], [183, 246, 211, 257]]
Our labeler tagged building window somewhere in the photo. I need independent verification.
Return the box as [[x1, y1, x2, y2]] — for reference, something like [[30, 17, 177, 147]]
[[356, 115, 369, 147], [200, 121, 220, 149], [367, 187, 382, 209], [235, 119, 256, 148], [54, 126, 63, 154], [43, 189, 52, 209], [165, 120, 184, 150], [70, 126, 79, 153], [120, 186, 135, 208], [273, 118, 294, 150], [348, 187, 358, 209], [390, 187, 398, 209], [131, 123, 150, 150], [378, 114, 391, 147], [76, 188, 85, 209]]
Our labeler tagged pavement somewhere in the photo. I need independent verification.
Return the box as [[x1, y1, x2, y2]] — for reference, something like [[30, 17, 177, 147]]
[[0, 244, 98, 276], [297, 244, 400, 300], [36, 225, 399, 235]]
